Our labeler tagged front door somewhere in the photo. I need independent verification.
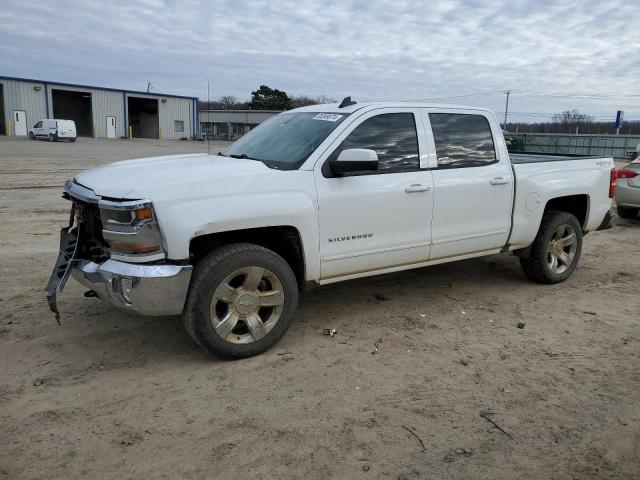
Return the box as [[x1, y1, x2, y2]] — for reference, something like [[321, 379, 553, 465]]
[[425, 111, 513, 260], [315, 109, 434, 280], [14, 110, 27, 136], [106, 116, 116, 138]]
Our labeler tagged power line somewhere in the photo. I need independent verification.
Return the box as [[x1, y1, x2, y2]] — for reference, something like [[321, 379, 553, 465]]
[[513, 90, 640, 100], [404, 91, 506, 102]]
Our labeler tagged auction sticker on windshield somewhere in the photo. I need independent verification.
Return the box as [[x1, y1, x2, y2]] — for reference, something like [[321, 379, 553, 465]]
[[312, 113, 344, 122]]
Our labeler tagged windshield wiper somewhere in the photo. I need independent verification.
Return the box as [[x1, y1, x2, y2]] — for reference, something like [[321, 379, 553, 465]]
[[229, 153, 253, 159]]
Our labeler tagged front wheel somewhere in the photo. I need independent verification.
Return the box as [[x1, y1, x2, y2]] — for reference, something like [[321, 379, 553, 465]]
[[183, 243, 299, 358], [48, 133, 56, 142], [29, 132, 35, 140], [519, 210, 583, 284]]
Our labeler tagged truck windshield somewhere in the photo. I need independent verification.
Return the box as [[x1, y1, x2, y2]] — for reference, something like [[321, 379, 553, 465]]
[[222, 112, 348, 169]]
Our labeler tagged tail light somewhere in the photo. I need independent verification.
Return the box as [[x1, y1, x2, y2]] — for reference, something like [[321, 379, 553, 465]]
[[609, 168, 617, 198], [617, 168, 638, 179]]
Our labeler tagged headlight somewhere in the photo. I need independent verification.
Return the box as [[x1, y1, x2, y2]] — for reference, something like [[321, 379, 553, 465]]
[[98, 199, 165, 258]]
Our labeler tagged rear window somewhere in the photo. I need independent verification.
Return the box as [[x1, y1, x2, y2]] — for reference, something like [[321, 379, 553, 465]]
[[429, 113, 497, 168]]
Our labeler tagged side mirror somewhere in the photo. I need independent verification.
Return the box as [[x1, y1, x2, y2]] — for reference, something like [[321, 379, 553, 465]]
[[330, 149, 378, 175]]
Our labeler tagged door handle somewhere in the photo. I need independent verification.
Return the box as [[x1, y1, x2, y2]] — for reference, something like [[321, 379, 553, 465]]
[[490, 177, 511, 185], [405, 184, 431, 193]]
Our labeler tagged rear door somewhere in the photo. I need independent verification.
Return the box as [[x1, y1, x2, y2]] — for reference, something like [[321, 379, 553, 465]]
[[424, 111, 513, 259], [57, 120, 76, 138], [315, 108, 434, 280]]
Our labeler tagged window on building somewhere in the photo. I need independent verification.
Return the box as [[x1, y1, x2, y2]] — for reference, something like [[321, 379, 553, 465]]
[[174, 120, 184, 133], [329, 113, 419, 173], [429, 113, 497, 168]]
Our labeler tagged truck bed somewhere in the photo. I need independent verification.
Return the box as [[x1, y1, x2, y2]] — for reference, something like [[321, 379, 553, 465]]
[[510, 153, 599, 164]]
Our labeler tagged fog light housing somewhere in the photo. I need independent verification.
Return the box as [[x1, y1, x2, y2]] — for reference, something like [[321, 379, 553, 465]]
[[112, 275, 134, 305]]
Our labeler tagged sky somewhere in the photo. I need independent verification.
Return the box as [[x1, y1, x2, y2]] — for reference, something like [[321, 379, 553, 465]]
[[1, 0, 640, 123]]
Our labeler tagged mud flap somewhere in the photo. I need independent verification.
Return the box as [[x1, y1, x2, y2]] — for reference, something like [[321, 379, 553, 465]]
[[45, 223, 80, 324]]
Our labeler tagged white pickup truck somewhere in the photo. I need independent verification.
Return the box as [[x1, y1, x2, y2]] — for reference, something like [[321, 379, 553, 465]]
[[46, 99, 616, 358]]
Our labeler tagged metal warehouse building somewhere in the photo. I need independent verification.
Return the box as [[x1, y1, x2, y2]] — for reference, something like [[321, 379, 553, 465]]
[[0, 76, 198, 139], [199, 110, 280, 141]]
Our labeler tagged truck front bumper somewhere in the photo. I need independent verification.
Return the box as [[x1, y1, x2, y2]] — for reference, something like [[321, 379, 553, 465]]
[[72, 260, 192, 316]]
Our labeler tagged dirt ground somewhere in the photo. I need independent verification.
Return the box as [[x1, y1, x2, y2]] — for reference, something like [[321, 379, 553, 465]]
[[0, 136, 639, 480]]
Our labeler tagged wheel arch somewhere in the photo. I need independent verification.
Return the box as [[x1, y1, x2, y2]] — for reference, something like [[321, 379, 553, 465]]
[[543, 194, 589, 230], [189, 226, 307, 289]]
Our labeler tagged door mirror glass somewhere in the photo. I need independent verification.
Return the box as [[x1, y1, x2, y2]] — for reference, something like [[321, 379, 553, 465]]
[[330, 148, 378, 175]]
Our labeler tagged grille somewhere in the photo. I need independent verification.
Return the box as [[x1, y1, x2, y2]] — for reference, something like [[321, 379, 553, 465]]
[[68, 198, 109, 262]]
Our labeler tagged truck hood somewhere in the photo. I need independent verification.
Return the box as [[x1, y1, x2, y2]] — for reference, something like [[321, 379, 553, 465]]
[[75, 153, 271, 199]]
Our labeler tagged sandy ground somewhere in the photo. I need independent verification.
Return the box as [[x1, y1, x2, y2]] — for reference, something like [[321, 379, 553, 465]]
[[0, 136, 639, 480]]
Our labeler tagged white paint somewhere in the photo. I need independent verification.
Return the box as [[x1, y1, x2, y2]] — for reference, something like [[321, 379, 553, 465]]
[[13, 110, 27, 136], [72, 102, 614, 284], [106, 116, 116, 138], [29, 119, 76, 140]]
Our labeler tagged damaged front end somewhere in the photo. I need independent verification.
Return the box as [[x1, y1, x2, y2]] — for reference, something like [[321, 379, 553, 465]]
[[45, 180, 192, 322], [45, 183, 108, 323]]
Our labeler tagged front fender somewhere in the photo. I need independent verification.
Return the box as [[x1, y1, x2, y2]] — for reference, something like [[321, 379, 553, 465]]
[[153, 191, 320, 281]]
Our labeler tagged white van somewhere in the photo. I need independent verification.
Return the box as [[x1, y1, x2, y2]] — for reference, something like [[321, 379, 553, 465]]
[[29, 119, 77, 142]]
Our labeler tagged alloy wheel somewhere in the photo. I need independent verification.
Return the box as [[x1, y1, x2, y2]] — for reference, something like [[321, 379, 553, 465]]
[[209, 266, 285, 344]]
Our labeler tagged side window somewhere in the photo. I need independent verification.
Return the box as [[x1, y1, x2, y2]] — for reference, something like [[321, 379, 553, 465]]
[[429, 113, 497, 168], [330, 113, 419, 173], [34, 121, 42, 128]]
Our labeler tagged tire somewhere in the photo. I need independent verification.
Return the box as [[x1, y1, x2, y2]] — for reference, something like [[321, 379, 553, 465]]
[[617, 205, 639, 219], [29, 132, 35, 140], [70, 137, 77, 143], [519, 210, 583, 284], [48, 133, 55, 142], [183, 243, 299, 358]]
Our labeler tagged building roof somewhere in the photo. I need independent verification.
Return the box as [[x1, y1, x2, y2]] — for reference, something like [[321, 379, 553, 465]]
[[0, 75, 198, 100]]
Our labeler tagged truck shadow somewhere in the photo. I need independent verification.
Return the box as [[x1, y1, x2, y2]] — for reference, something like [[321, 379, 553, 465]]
[[66, 253, 524, 365]]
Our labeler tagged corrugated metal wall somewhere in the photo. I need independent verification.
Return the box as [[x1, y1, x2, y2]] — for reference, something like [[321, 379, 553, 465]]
[[507, 132, 640, 159], [0, 77, 196, 139], [198, 110, 279, 124], [125, 92, 193, 140], [0, 78, 47, 135], [47, 83, 126, 138]]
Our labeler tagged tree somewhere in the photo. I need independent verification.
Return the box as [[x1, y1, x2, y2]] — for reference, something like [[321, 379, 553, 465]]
[[250, 85, 291, 110], [219, 95, 238, 109], [551, 109, 594, 133], [290, 94, 337, 108]]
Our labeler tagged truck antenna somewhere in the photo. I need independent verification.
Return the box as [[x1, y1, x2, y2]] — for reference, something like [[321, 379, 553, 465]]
[[338, 96, 357, 108]]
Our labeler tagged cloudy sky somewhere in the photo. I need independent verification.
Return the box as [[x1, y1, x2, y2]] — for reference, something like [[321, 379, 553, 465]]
[[1, 0, 639, 122]]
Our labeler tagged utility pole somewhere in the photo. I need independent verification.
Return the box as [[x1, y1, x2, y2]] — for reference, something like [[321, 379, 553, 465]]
[[207, 78, 211, 155], [503, 90, 511, 131]]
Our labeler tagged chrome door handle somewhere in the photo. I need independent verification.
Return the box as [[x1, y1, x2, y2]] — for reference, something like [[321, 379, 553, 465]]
[[490, 177, 510, 185], [405, 184, 431, 193]]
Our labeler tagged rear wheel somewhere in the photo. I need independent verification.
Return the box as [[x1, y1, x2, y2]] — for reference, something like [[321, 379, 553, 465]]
[[519, 210, 583, 284], [617, 205, 639, 219], [183, 243, 299, 358]]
